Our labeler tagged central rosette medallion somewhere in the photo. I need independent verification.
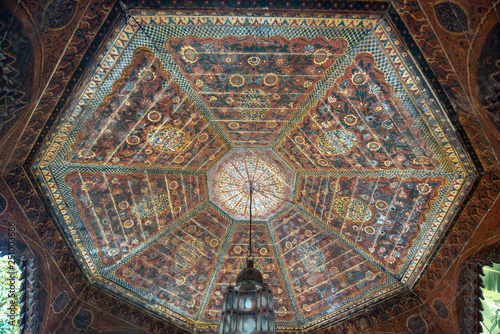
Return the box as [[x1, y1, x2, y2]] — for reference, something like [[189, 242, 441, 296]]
[[209, 150, 294, 220]]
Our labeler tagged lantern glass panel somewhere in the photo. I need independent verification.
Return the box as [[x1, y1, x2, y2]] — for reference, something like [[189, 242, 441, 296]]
[[243, 295, 255, 311], [238, 316, 256, 334], [231, 314, 237, 331], [223, 314, 230, 332], [262, 314, 268, 331]]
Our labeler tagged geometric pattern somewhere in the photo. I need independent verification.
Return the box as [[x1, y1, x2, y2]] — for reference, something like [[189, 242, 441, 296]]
[[64, 170, 206, 267], [204, 223, 295, 322], [166, 36, 348, 147], [116, 208, 227, 316], [65, 47, 228, 170], [209, 149, 294, 220], [296, 175, 447, 272], [278, 52, 440, 171], [271, 208, 387, 318]]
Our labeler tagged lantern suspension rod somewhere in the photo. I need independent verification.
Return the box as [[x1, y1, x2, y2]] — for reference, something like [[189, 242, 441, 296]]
[[248, 182, 253, 259]]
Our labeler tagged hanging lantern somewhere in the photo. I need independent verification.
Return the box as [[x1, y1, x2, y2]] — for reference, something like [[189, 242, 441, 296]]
[[219, 183, 276, 334], [219, 258, 275, 334]]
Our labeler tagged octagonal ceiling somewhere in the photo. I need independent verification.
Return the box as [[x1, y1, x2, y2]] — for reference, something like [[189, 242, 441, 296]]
[[32, 7, 476, 333]]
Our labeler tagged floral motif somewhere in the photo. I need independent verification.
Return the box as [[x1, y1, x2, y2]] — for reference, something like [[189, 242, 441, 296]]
[[238, 89, 270, 119], [146, 125, 191, 153], [332, 197, 372, 223], [181, 46, 198, 63], [316, 130, 357, 155]]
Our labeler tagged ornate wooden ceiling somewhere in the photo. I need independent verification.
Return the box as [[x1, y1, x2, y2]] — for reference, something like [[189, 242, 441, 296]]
[[29, 6, 478, 333]]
